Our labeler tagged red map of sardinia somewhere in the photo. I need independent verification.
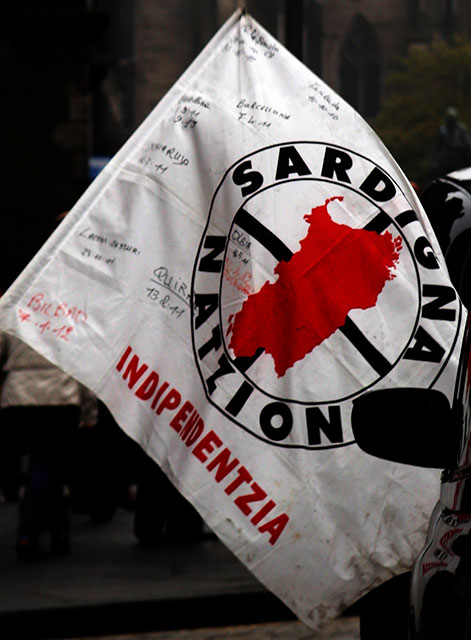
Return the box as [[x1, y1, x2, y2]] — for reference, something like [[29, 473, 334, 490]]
[[228, 196, 402, 377]]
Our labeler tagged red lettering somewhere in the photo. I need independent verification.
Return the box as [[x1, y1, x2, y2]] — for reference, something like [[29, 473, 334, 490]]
[[234, 482, 266, 516], [122, 355, 148, 389], [422, 561, 448, 576], [180, 410, 198, 437], [135, 371, 159, 400], [54, 303, 87, 323], [182, 417, 204, 446], [440, 528, 462, 548], [116, 346, 132, 372], [18, 309, 30, 322], [54, 303, 67, 318], [193, 430, 222, 462], [251, 500, 276, 525], [170, 401, 194, 433], [258, 513, 289, 545], [151, 382, 169, 410], [114, 347, 290, 546], [207, 448, 239, 482], [27, 293, 44, 311], [225, 467, 252, 495], [75, 310, 87, 323], [155, 388, 181, 415]]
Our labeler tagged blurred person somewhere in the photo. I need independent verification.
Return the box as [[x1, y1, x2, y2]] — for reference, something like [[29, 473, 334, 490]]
[[69, 401, 204, 542], [133, 449, 204, 546], [430, 106, 471, 178], [69, 401, 141, 524], [0, 290, 20, 503], [0, 332, 97, 560], [0, 437, 21, 503]]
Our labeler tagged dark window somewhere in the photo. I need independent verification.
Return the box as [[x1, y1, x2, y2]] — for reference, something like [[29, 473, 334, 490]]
[[340, 14, 380, 118], [442, 0, 457, 41]]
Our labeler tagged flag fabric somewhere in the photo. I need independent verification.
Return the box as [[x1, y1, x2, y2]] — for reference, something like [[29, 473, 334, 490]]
[[0, 10, 466, 629]]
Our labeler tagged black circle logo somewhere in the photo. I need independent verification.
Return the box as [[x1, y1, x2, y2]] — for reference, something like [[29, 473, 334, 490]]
[[192, 143, 462, 449]]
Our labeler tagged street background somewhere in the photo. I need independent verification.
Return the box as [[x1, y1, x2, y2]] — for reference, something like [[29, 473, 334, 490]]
[[0, 502, 359, 639], [67, 618, 359, 640]]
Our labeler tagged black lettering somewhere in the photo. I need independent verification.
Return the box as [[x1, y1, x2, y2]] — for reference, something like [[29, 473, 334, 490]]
[[414, 237, 439, 269], [422, 285, 456, 321], [232, 160, 264, 197], [205, 353, 235, 394], [233, 346, 264, 372], [396, 209, 417, 228], [79, 226, 90, 238], [321, 147, 353, 183], [198, 236, 227, 273], [234, 208, 292, 262], [360, 167, 396, 202], [225, 381, 254, 416], [197, 325, 222, 359], [306, 406, 343, 445], [275, 145, 312, 180], [194, 293, 218, 329], [259, 402, 293, 441], [404, 326, 445, 363], [363, 211, 392, 234]]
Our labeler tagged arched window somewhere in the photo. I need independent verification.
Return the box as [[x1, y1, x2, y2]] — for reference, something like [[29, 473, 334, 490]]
[[340, 15, 381, 118]]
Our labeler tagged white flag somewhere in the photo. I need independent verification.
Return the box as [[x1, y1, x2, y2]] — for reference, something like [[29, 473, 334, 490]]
[[0, 10, 465, 629]]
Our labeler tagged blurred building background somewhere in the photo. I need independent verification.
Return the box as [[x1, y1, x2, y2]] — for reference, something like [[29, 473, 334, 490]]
[[1, 0, 470, 288]]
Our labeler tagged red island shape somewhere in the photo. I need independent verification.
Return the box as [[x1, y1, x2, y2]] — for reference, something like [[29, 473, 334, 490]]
[[228, 196, 402, 377]]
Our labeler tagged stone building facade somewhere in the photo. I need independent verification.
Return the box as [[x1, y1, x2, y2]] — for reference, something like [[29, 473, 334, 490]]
[[128, 0, 471, 127]]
